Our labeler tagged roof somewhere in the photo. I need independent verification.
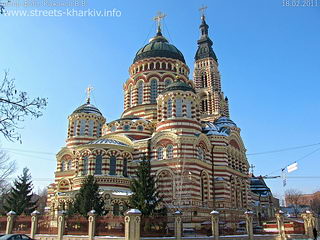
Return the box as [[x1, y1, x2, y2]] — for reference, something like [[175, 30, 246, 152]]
[[72, 102, 102, 116], [133, 30, 185, 64], [202, 116, 237, 136], [162, 80, 196, 94], [87, 138, 128, 146], [250, 176, 272, 197]]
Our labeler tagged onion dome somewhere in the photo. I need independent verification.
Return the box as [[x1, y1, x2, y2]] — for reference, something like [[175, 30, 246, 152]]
[[214, 116, 237, 128], [162, 80, 196, 94], [72, 102, 102, 116], [195, 15, 217, 61], [133, 27, 185, 64]]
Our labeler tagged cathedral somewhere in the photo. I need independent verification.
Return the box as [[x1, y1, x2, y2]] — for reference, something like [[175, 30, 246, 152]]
[[47, 12, 251, 218]]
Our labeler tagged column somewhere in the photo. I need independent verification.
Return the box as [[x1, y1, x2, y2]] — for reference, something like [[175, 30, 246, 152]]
[[210, 210, 219, 240], [125, 209, 141, 240], [245, 210, 254, 240], [30, 210, 40, 239], [275, 210, 286, 240], [302, 210, 314, 238], [174, 210, 183, 240], [6, 210, 16, 234], [57, 211, 66, 240], [88, 210, 97, 240]]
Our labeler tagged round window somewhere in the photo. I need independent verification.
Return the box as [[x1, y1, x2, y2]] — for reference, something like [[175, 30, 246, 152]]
[[137, 125, 144, 131], [123, 125, 130, 131], [110, 126, 116, 132]]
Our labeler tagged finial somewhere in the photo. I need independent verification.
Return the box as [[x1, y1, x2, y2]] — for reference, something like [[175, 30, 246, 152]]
[[153, 11, 166, 34], [199, 5, 208, 20], [86, 86, 94, 104]]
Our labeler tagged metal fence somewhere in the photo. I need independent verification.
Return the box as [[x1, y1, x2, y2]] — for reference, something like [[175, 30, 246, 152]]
[[0, 216, 7, 234], [37, 216, 58, 235], [95, 216, 125, 237], [12, 216, 31, 234], [141, 216, 175, 237], [65, 216, 88, 235]]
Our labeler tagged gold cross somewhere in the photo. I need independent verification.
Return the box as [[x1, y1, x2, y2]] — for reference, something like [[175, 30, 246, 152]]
[[86, 86, 94, 103], [153, 11, 166, 31], [199, 5, 208, 18]]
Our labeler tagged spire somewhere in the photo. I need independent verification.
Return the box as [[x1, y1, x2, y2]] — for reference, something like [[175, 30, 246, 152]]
[[86, 86, 93, 104], [199, 5, 208, 38], [195, 7, 217, 61]]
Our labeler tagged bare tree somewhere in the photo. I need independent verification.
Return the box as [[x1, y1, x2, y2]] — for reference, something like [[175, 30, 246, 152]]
[[310, 191, 320, 215], [0, 149, 15, 187], [285, 189, 303, 216], [0, 71, 47, 142], [35, 187, 48, 214]]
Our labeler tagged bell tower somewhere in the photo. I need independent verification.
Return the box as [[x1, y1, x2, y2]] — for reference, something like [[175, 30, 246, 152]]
[[193, 7, 229, 121]]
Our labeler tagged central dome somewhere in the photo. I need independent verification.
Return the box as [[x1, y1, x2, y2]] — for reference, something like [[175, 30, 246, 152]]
[[133, 30, 185, 64]]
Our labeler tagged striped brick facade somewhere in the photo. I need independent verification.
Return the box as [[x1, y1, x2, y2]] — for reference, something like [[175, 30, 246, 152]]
[[47, 16, 253, 219]]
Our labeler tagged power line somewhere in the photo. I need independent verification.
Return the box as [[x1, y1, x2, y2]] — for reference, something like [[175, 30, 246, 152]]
[[1, 147, 55, 156], [9, 151, 56, 162], [264, 146, 320, 177], [247, 142, 320, 156]]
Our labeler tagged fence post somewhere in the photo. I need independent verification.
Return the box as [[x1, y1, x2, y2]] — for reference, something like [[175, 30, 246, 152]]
[[174, 210, 182, 240], [30, 210, 40, 239], [6, 210, 16, 234], [125, 209, 141, 240], [88, 210, 97, 240], [302, 210, 314, 238], [210, 210, 219, 240], [245, 210, 254, 240], [275, 210, 286, 240], [57, 211, 66, 240]]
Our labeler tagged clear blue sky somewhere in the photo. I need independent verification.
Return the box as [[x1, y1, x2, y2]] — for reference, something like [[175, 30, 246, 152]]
[[0, 0, 319, 198]]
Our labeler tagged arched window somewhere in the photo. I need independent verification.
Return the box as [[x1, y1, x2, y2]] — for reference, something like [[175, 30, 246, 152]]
[[166, 145, 173, 159], [186, 100, 192, 118], [201, 73, 208, 88], [128, 86, 132, 107], [61, 161, 65, 171], [113, 203, 120, 216], [88, 120, 94, 136], [157, 147, 163, 160], [198, 148, 204, 161], [67, 160, 72, 170], [165, 79, 172, 87], [167, 99, 172, 118], [95, 155, 102, 175], [123, 158, 128, 177], [109, 156, 116, 175], [150, 79, 158, 104], [73, 120, 78, 136], [176, 98, 182, 117], [201, 176, 204, 202], [97, 123, 102, 137], [138, 81, 144, 104], [83, 156, 88, 175], [79, 119, 86, 135]]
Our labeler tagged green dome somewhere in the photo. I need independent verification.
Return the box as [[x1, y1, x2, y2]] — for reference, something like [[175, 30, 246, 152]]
[[72, 102, 102, 116], [162, 80, 195, 94], [133, 31, 185, 64]]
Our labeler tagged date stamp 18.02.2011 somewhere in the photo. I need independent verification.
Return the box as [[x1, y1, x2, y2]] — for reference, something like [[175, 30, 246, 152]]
[[283, 0, 319, 6]]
